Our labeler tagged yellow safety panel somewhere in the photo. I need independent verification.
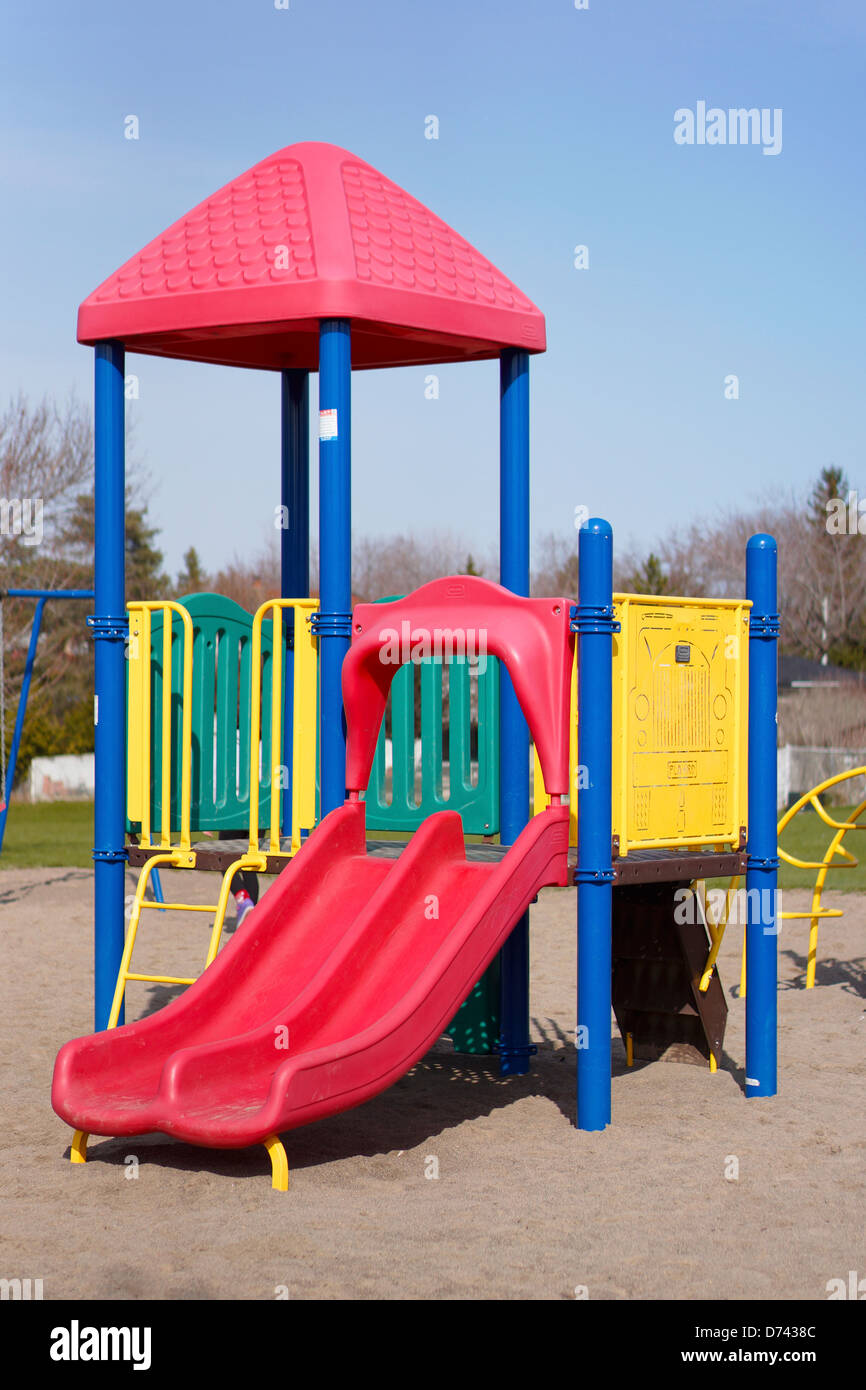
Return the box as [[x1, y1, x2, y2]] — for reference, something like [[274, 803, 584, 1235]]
[[532, 593, 750, 856], [612, 593, 750, 855]]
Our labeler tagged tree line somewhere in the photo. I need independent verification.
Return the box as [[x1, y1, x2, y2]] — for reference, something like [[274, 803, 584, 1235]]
[[2, 391, 863, 779]]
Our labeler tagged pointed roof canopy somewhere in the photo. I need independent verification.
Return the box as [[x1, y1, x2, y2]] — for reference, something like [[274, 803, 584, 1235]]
[[78, 142, 546, 371]]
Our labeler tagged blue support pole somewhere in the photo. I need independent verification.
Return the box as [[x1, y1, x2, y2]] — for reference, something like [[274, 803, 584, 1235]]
[[498, 348, 534, 1077], [91, 343, 128, 1032], [745, 534, 779, 1098], [574, 518, 617, 1131], [280, 369, 310, 837], [0, 589, 93, 854], [315, 322, 352, 819]]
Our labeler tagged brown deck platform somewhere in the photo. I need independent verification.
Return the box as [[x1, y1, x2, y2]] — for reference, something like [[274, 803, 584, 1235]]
[[127, 838, 746, 884]]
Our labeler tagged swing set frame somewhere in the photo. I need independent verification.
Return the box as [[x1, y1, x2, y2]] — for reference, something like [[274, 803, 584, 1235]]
[[0, 587, 95, 851]]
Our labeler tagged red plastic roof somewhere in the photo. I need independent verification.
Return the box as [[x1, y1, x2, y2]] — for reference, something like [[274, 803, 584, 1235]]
[[77, 142, 546, 371]]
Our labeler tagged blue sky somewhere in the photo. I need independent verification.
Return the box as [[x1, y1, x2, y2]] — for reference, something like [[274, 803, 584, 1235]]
[[1, 0, 863, 578]]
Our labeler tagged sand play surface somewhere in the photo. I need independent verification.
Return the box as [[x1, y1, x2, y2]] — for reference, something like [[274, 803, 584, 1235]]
[[1, 865, 863, 1301]]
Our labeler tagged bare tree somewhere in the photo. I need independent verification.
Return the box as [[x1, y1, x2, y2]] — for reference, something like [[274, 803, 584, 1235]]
[[570, 473, 866, 670], [352, 532, 493, 602], [0, 393, 163, 779]]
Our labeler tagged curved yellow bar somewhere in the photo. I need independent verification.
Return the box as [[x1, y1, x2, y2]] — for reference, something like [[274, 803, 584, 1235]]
[[697, 881, 727, 993], [264, 1134, 289, 1191], [733, 767, 866, 996], [70, 1130, 88, 1164]]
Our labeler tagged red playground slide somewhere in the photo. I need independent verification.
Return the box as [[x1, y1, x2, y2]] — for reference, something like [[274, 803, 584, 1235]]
[[53, 576, 575, 1177], [52, 799, 569, 1150]]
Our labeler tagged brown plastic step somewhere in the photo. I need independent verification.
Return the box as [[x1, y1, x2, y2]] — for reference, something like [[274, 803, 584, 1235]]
[[611, 881, 727, 1069]]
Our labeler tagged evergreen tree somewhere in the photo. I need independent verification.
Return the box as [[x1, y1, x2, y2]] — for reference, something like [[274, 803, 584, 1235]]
[[626, 552, 669, 596], [175, 546, 208, 595]]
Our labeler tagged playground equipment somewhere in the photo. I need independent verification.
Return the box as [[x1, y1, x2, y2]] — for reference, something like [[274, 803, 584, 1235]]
[[0, 588, 95, 842], [711, 766, 866, 995], [51, 141, 780, 1189], [776, 769, 866, 987], [109, 593, 320, 1025]]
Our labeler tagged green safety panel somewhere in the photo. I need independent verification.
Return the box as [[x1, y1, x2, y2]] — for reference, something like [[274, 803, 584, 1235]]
[[128, 593, 277, 835], [365, 598, 500, 836]]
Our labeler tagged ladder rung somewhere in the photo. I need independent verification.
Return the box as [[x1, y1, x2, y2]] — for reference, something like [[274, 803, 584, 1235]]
[[138, 901, 220, 912], [779, 909, 843, 920], [125, 972, 197, 985]]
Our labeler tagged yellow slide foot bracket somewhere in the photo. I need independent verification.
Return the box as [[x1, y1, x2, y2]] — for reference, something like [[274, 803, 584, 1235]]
[[625, 1033, 634, 1068], [709, 1053, 718, 1074], [264, 1135, 289, 1192], [70, 1130, 89, 1164]]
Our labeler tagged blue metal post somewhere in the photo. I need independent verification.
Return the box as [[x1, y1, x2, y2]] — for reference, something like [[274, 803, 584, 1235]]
[[745, 534, 779, 1097], [316, 322, 352, 818], [574, 518, 617, 1131], [0, 589, 93, 854], [498, 348, 534, 1076], [280, 369, 310, 836], [91, 343, 128, 1031]]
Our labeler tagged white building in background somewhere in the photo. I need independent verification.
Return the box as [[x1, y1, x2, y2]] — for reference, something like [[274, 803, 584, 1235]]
[[28, 753, 95, 802]]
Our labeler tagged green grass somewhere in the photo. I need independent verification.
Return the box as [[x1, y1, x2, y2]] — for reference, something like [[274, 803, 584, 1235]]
[[775, 803, 866, 894], [0, 800, 94, 869]]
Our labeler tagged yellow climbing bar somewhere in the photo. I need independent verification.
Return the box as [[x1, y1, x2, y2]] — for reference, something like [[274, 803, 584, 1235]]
[[126, 601, 194, 851], [728, 767, 866, 996], [107, 851, 268, 1027], [125, 972, 197, 985]]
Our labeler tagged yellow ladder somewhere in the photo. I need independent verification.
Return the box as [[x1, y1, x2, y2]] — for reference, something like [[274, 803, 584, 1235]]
[[112, 596, 319, 1029]]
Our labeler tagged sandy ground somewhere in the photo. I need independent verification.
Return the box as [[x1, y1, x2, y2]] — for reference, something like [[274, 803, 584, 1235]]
[[1, 863, 863, 1301]]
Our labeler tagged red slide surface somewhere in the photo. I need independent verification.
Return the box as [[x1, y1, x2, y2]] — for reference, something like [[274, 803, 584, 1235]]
[[52, 802, 569, 1149]]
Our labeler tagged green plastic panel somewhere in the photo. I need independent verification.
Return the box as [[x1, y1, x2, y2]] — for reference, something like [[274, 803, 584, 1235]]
[[128, 593, 277, 835], [365, 599, 500, 836]]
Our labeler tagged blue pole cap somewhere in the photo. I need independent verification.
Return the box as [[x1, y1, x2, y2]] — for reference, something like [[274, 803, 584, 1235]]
[[746, 532, 777, 553], [580, 516, 613, 540]]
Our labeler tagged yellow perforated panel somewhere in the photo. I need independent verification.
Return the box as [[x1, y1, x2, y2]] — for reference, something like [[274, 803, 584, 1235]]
[[612, 594, 750, 855]]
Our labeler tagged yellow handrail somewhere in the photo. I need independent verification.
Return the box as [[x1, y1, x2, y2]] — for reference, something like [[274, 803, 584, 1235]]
[[248, 598, 319, 859], [127, 601, 194, 851], [697, 880, 730, 992]]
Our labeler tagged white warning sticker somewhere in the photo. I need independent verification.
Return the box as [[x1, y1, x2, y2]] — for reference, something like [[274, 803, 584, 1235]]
[[318, 409, 338, 440]]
